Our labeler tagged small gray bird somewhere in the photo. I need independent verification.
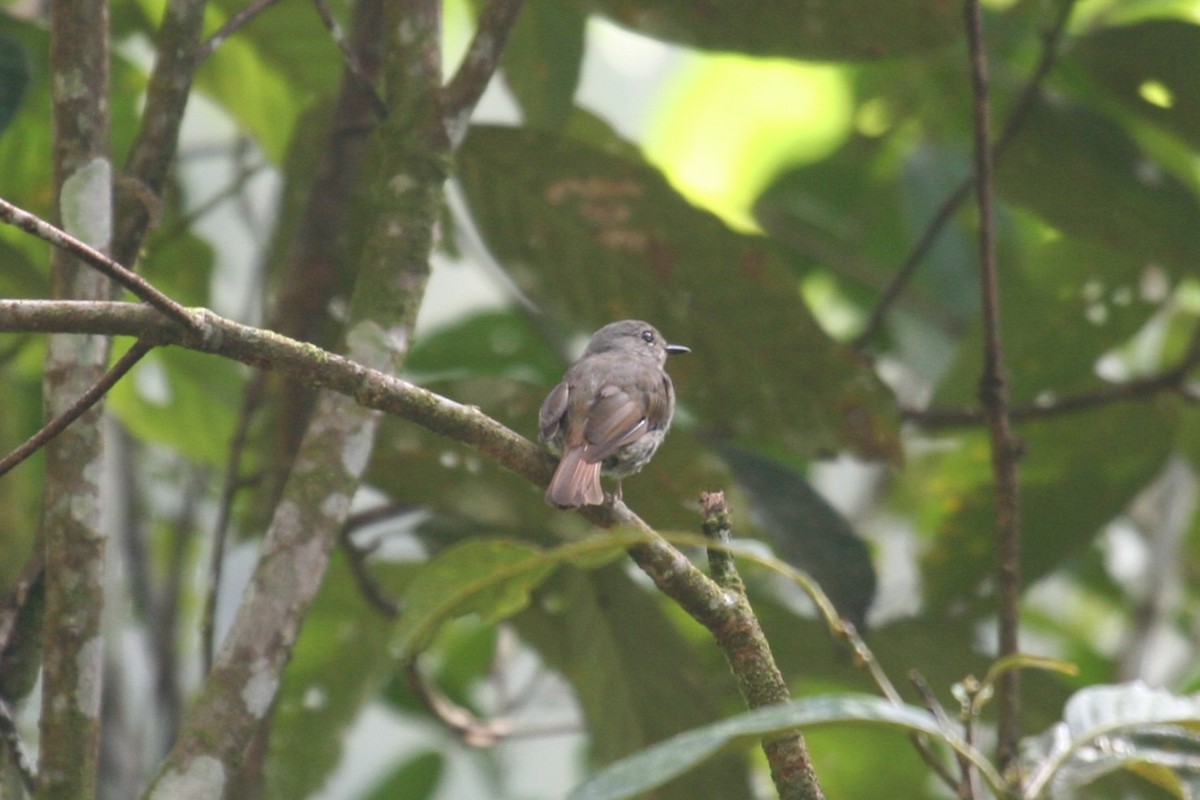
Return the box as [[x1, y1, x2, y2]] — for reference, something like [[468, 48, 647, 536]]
[[539, 320, 689, 508]]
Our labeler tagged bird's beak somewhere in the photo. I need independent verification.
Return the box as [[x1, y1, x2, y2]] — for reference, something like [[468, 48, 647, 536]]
[[666, 344, 690, 356]]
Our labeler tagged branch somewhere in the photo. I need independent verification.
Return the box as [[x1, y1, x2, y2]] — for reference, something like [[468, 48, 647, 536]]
[[114, 0, 208, 267], [964, 0, 1024, 775], [442, 0, 525, 145], [0, 300, 550, 481], [0, 197, 200, 331], [144, 0, 452, 790], [854, 0, 1078, 349], [38, 0, 114, 794], [698, 492, 824, 800], [196, 0, 284, 64], [0, 339, 154, 478]]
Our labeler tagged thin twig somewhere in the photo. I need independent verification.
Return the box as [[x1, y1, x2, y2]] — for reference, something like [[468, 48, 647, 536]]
[[0, 198, 200, 332], [0, 339, 155, 478], [406, 655, 582, 744], [202, 370, 266, 675], [964, 0, 1024, 774], [196, 0, 285, 64], [854, 0, 1078, 349], [442, 0, 526, 145], [339, 524, 401, 618], [907, 307, 1200, 431], [911, 670, 976, 800], [312, 0, 388, 120]]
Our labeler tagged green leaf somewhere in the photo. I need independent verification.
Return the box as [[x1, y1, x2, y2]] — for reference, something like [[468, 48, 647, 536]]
[[713, 442, 876, 631], [516, 565, 755, 800], [921, 401, 1177, 612], [0, 33, 30, 137], [996, 97, 1200, 274], [590, 0, 961, 60], [106, 346, 243, 466], [502, 0, 585, 132], [394, 539, 559, 658], [365, 751, 445, 800], [193, 14, 303, 163], [457, 124, 900, 461], [1069, 19, 1200, 152], [209, 0, 344, 98], [405, 310, 563, 383], [567, 694, 988, 800], [1023, 682, 1200, 799]]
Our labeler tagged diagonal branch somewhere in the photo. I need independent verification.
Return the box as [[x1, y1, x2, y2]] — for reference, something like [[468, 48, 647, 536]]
[[197, 0, 284, 64], [442, 0, 525, 145], [854, 0, 1078, 349], [115, 0, 208, 268], [0, 197, 200, 331], [0, 339, 154, 478]]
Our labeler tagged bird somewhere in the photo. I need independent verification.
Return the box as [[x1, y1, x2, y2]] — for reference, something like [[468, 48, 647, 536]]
[[539, 320, 689, 508]]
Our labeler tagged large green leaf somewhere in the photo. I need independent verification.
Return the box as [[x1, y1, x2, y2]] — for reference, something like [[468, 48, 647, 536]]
[[590, 0, 961, 60], [1069, 19, 1200, 152], [457, 124, 899, 461], [364, 751, 444, 800], [502, 0, 585, 132], [107, 346, 243, 466], [209, 0, 344, 99], [516, 565, 754, 800], [566, 693, 989, 800], [713, 442, 877, 632], [0, 33, 29, 138], [1022, 682, 1200, 800], [193, 9, 305, 163], [933, 235, 1167, 407], [920, 400, 1177, 612], [996, 97, 1200, 274]]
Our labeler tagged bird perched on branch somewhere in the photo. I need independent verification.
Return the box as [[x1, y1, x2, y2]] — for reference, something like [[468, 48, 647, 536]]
[[539, 320, 689, 508]]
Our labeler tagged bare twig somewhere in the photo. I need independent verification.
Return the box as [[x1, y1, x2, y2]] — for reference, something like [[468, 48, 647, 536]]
[[202, 370, 266, 675], [405, 659, 577, 747], [115, 0, 208, 267], [339, 524, 401, 618], [313, 0, 388, 119], [911, 670, 976, 800], [964, 0, 1024, 774], [854, 0, 1078, 349], [0, 339, 155, 479], [196, 0, 284, 64], [0, 198, 200, 331]]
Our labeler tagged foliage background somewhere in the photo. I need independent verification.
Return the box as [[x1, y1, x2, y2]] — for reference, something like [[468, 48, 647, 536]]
[[1, 0, 1199, 797]]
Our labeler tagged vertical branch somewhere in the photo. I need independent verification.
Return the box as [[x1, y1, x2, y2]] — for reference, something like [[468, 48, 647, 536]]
[[143, 0, 477, 794], [38, 0, 113, 796], [963, 0, 1024, 774], [114, 0, 208, 267], [698, 493, 824, 800]]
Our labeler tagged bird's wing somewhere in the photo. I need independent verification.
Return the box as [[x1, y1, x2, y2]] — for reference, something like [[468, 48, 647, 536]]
[[581, 383, 648, 463], [538, 381, 570, 443]]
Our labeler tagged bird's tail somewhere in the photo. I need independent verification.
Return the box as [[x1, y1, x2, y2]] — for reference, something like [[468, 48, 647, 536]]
[[545, 448, 603, 508]]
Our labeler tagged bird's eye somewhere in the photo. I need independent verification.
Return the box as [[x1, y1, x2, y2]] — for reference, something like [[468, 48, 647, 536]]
[[641, 330, 655, 344]]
